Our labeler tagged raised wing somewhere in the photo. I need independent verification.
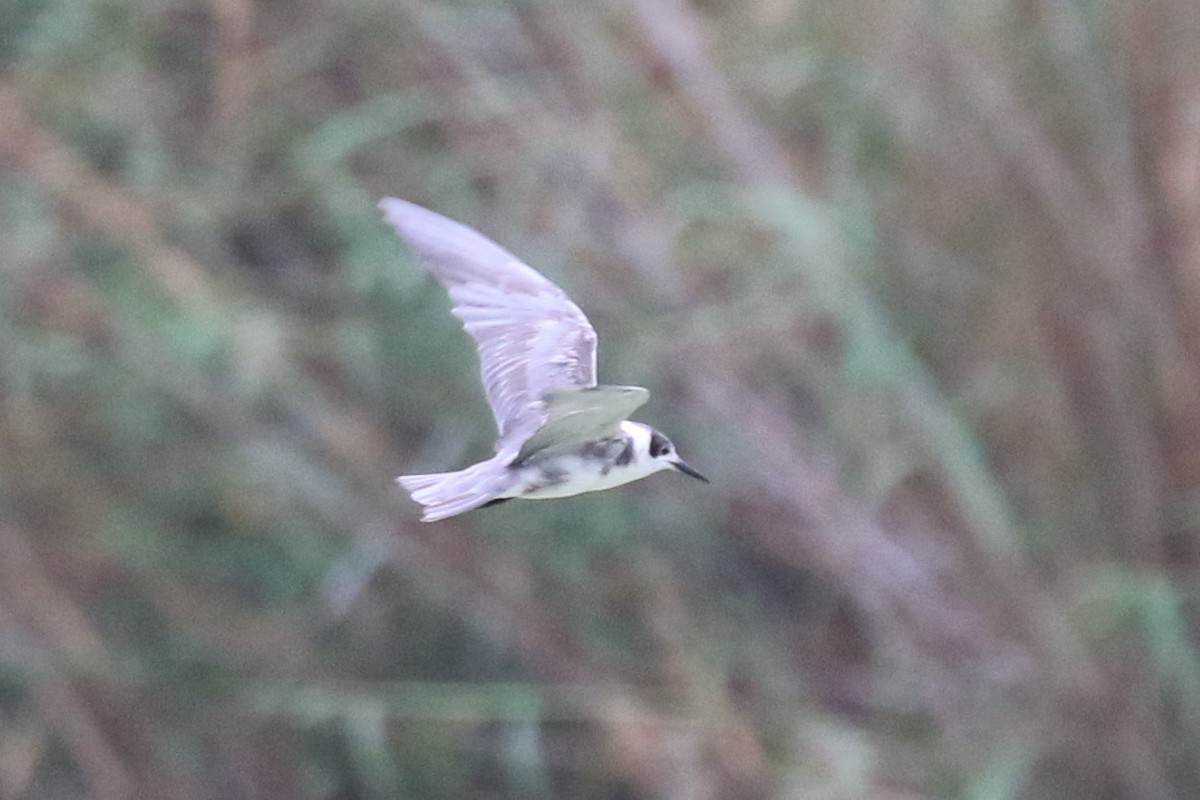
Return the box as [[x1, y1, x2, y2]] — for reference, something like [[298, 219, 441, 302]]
[[516, 385, 650, 460], [379, 198, 598, 451]]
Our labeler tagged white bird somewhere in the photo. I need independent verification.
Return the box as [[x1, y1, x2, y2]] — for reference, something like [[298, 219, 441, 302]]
[[380, 197, 707, 522]]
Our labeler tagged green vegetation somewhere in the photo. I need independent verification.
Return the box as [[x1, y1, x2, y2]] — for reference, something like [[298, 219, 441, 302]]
[[2, 0, 1199, 797]]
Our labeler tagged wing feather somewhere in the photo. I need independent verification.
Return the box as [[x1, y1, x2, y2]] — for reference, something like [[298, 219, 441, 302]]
[[379, 198, 599, 454], [516, 385, 650, 460]]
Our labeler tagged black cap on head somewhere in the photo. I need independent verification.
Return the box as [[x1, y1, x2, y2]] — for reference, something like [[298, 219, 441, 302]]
[[649, 430, 673, 458]]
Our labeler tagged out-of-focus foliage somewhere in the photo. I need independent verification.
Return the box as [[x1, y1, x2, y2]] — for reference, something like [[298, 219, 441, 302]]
[[2, 0, 1200, 797]]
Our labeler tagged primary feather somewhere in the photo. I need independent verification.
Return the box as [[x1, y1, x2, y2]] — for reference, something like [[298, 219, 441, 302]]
[[379, 198, 598, 458]]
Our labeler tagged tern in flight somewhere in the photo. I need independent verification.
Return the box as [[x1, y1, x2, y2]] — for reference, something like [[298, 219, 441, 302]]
[[380, 198, 707, 522]]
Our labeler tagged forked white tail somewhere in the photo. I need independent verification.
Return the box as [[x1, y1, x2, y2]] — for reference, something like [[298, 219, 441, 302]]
[[397, 456, 516, 522]]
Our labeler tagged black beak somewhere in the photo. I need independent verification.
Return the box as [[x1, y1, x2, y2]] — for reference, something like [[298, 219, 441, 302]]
[[671, 460, 709, 483]]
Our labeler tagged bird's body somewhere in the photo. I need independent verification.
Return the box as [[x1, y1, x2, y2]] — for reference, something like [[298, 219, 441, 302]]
[[506, 420, 653, 500], [379, 198, 706, 522]]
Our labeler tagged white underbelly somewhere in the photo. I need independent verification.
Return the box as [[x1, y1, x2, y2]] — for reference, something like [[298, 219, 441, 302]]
[[507, 457, 655, 500]]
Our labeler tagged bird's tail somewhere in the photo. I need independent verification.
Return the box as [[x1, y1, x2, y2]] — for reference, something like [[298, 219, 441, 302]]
[[398, 457, 516, 522]]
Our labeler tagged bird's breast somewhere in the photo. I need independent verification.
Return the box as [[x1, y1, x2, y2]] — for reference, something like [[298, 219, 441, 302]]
[[506, 437, 655, 500]]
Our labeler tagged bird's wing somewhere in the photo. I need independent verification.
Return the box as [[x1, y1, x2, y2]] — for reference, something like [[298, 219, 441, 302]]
[[379, 198, 598, 451], [516, 385, 650, 460]]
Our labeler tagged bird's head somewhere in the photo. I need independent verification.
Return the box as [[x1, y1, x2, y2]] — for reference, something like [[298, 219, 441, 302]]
[[624, 422, 708, 483]]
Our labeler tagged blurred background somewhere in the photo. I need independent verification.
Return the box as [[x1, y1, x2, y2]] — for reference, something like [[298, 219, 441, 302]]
[[2, 0, 1200, 797]]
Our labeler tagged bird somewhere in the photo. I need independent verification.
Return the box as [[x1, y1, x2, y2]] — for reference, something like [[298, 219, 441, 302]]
[[379, 197, 708, 522]]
